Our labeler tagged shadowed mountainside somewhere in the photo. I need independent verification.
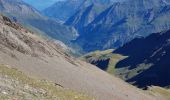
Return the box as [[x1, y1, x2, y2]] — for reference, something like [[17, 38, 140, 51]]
[[114, 29, 170, 88], [82, 29, 170, 89]]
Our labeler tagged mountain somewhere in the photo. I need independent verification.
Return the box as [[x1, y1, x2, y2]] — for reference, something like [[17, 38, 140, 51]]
[[83, 29, 170, 89], [65, 2, 113, 32], [0, 14, 155, 100], [42, 0, 85, 21], [0, 0, 41, 18], [114, 29, 170, 89], [42, 0, 121, 21], [74, 0, 170, 52], [0, 0, 78, 48]]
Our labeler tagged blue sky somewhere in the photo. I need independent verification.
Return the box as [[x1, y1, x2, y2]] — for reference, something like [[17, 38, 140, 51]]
[[23, 0, 65, 10]]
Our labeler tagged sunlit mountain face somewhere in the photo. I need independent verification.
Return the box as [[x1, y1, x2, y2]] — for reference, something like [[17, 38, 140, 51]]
[[22, 0, 65, 10]]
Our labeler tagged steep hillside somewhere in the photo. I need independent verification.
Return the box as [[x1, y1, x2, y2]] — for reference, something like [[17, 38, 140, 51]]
[[83, 29, 170, 89], [75, 0, 170, 52], [114, 29, 170, 89], [0, 0, 78, 46], [147, 86, 170, 100], [81, 49, 126, 74], [0, 65, 91, 100], [0, 14, 155, 100]]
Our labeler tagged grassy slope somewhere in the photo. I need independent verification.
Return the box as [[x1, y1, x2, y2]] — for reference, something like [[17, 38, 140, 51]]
[[81, 49, 153, 81], [81, 49, 127, 74], [0, 64, 93, 100], [147, 86, 170, 100], [81, 50, 170, 100]]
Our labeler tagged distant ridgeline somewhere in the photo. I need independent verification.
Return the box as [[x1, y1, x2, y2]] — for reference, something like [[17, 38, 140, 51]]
[[1, 0, 170, 54], [0, 0, 79, 53], [65, 0, 170, 52], [43, 0, 120, 21]]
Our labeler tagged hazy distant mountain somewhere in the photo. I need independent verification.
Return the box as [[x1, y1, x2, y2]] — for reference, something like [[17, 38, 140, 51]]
[[74, 0, 170, 52], [42, 0, 121, 21], [22, 0, 63, 10], [0, 0, 41, 18], [65, 1, 114, 32], [42, 0, 85, 21], [0, 0, 78, 46]]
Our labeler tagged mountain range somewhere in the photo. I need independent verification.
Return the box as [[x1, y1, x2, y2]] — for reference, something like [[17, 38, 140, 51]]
[[6, 0, 170, 54], [0, 13, 157, 100], [0, 0, 78, 49], [67, 0, 170, 52], [0, 0, 170, 99], [42, 0, 123, 21], [64, 1, 113, 32]]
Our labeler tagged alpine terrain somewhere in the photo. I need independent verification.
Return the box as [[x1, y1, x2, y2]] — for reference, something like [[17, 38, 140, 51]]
[[68, 0, 170, 52], [0, 0, 78, 47], [43, 0, 122, 21], [82, 30, 170, 90], [0, 0, 170, 100], [0, 14, 157, 100]]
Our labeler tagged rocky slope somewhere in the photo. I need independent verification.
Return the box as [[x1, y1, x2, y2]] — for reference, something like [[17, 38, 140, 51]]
[[0, 14, 156, 100], [74, 0, 170, 52], [0, 64, 91, 100]]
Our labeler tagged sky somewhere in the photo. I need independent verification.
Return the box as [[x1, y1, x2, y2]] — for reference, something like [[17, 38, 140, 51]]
[[23, 0, 65, 11]]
